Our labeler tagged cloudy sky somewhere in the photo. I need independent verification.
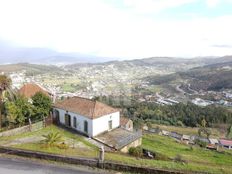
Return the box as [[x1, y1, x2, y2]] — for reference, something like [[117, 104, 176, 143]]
[[0, 0, 232, 59]]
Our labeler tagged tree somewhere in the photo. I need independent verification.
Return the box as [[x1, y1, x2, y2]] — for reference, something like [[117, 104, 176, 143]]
[[41, 132, 63, 147], [5, 102, 18, 127], [201, 118, 207, 128], [0, 75, 11, 129], [5, 96, 34, 127], [32, 92, 52, 119], [227, 125, 232, 139]]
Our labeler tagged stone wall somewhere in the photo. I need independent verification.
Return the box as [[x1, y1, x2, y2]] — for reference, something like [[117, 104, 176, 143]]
[[0, 121, 43, 137], [0, 146, 190, 174], [120, 137, 142, 153]]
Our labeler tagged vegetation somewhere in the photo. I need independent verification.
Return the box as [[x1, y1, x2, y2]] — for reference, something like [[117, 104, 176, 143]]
[[0, 125, 98, 158], [5, 96, 34, 127], [2, 92, 52, 129], [128, 147, 143, 157], [97, 96, 232, 128], [32, 92, 52, 119], [227, 125, 232, 139], [41, 132, 64, 147], [0, 75, 12, 129]]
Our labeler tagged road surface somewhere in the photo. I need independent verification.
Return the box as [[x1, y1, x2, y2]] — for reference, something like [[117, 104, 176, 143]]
[[0, 157, 108, 174]]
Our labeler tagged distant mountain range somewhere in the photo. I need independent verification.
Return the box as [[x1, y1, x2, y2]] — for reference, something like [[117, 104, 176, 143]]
[[0, 40, 116, 64]]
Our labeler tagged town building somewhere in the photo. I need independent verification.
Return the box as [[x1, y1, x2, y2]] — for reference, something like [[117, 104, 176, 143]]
[[53, 96, 120, 137]]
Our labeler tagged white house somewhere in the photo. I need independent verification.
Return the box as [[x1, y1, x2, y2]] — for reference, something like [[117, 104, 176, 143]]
[[53, 97, 120, 137]]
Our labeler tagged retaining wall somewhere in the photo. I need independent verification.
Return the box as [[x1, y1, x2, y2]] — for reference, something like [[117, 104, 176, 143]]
[[0, 146, 194, 174], [0, 121, 43, 137]]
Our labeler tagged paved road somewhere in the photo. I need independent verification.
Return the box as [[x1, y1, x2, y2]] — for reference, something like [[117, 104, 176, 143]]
[[0, 157, 106, 174]]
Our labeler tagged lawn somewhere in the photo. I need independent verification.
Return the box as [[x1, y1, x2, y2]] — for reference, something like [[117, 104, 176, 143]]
[[0, 125, 99, 158]]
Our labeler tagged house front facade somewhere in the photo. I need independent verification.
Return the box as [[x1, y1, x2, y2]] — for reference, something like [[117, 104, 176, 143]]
[[53, 97, 120, 137]]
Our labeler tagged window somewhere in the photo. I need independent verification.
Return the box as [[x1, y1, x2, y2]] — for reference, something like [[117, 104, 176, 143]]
[[65, 113, 71, 127], [73, 117, 77, 128], [54, 109, 60, 123], [108, 120, 112, 130], [84, 121, 88, 133]]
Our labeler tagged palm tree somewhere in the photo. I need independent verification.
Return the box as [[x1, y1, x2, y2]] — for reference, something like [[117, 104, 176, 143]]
[[41, 132, 63, 147], [0, 75, 12, 129]]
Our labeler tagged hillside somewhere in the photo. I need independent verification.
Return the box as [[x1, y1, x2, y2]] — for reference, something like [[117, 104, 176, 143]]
[[0, 63, 62, 75], [144, 58, 232, 92]]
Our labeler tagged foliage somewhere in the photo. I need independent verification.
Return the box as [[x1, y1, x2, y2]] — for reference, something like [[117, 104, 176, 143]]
[[32, 92, 52, 119], [98, 96, 232, 127], [227, 125, 232, 139], [41, 132, 63, 147], [5, 96, 34, 127], [0, 75, 11, 92], [174, 154, 187, 164], [194, 139, 207, 148], [128, 147, 143, 157]]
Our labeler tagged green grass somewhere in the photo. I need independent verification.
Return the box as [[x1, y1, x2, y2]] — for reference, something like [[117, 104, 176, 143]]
[[152, 124, 222, 138], [1, 125, 232, 173], [62, 83, 76, 92], [105, 134, 232, 174], [0, 125, 98, 158]]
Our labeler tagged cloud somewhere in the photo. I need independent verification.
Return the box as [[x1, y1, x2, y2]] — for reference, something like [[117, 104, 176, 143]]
[[0, 0, 232, 59], [206, 0, 220, 8], [123, 0, 198, 13]]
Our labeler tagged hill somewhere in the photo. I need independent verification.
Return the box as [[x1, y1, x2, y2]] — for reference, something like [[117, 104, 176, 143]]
[[144, 58, 232, 92]]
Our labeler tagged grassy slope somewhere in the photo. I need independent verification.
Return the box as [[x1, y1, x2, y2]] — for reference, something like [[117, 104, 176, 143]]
[[106, 134, 232, 174], [1, 126, 232, 173], [0, 125, 98, 158], [152, 124, 222, 138]]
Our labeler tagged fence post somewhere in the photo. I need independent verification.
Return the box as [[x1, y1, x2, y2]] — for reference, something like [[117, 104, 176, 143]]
[[43, 116, 46, 128], [99, 146, 105, 162], [29, 118, 32, 131]]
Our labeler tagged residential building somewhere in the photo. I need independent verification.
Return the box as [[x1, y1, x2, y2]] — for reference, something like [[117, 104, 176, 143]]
[[120, 117, 133, 131], [53, 96, 120, 137]]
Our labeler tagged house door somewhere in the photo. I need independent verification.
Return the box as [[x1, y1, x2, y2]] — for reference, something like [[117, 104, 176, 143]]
[[84, 121, 88, 133], [54, 110, 60, 124], [108, 120, 112, 130], [65, 114, 71, 127]]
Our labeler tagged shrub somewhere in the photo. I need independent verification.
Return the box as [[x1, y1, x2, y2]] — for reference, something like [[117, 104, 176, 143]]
[[128, 147, 143, 157], [194, 139, 207, 148], [174, 154, 187, 164]]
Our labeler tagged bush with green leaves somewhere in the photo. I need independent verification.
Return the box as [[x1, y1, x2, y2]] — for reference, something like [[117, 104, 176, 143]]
[[128, 147, 143, 157]]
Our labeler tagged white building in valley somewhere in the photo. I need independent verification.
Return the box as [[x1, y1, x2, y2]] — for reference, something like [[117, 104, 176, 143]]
[[53, 97, 120, 137]]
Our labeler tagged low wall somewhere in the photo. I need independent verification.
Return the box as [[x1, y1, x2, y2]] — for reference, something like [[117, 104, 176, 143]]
[[120, 137, 142, 153], [0, 146, 193, 174], [0, 121, 43, 137]]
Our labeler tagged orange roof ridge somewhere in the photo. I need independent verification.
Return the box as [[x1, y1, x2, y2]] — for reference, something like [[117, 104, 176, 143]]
[[54, 97, 118, 119]]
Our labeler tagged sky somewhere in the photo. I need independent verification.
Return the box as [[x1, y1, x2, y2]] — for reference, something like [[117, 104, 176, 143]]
[[0, 0, 232, 60]]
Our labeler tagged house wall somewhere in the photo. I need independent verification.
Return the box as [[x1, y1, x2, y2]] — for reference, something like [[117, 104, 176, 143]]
[[53, 108, 120, 137], [53, 108, 93, 137], [92, 112, 120, 137], [120, 137, 142, 153]]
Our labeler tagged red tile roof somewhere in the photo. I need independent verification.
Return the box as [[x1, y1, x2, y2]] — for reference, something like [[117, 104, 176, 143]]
[[120, 117, 130, 126], [18, 83, 49, 98], [219, 139, 232, 146], [53, 97, 119, 119]]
